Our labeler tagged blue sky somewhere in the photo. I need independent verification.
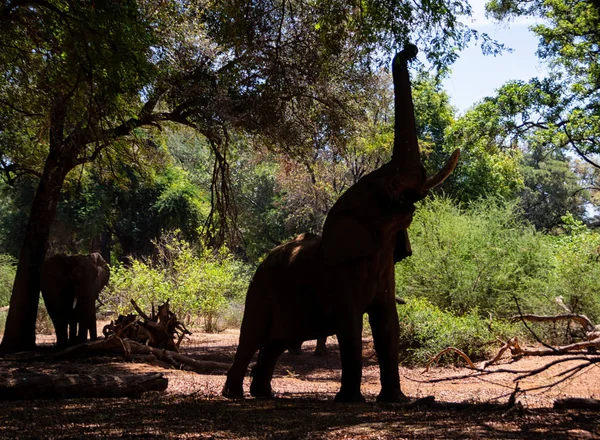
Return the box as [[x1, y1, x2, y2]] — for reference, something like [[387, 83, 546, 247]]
[[442, 0, 549, 113]]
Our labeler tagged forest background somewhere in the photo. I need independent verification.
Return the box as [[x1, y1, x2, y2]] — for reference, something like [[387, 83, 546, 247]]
[[0, 0, 599, 362]]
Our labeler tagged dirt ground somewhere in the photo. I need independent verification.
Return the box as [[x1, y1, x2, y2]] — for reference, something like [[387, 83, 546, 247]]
[[1, 327, 599, 439]]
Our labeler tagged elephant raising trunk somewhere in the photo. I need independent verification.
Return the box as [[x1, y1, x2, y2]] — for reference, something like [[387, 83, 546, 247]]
[[222, 45, 460, 402]]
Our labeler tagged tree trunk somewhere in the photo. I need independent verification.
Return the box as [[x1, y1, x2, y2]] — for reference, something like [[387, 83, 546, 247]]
[[0, 153, 71, 353], [0, 370, 168, 400]]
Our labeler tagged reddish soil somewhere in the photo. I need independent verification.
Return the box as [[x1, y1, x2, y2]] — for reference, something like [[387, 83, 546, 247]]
[[1, 327, 599, 439]]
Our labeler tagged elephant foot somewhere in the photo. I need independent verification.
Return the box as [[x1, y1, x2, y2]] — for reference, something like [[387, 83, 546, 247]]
[[222, 381, 244, 399], [335, 389, 366, 403], [314, 346, 328, 356], [376, 388, 409, 403], [249, 382, 273, 398]]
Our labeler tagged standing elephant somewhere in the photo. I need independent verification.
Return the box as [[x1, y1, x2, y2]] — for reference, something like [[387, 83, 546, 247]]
[[222, 45, 460, 402], [288, 337, 328, 356], [40, 252, 110, 348]]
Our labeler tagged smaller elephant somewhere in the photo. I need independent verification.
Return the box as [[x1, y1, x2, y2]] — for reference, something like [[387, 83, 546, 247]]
[[40, 252, 110, 348], [288, 299, 405, 356], [288, 337, 328, 356]]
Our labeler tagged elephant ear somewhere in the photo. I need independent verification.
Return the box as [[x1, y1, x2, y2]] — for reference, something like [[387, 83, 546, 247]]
[[321, 216, 379, 265], [88, 253, 110, 298], [393, 230, 412, 263]]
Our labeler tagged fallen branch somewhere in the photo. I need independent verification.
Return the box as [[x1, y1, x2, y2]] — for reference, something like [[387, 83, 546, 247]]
[[510, 313, 597, 334], [424, 347, 477, 371], [480, 337, 522, 369]]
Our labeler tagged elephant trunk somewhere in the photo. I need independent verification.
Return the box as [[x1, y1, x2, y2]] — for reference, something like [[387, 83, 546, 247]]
[[391, 44, 460, 190], [391, 44, 421, 180]]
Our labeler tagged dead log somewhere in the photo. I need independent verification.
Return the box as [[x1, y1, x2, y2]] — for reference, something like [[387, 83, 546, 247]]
[[554, 397, 600, 410], [0, 370, 167, 400]]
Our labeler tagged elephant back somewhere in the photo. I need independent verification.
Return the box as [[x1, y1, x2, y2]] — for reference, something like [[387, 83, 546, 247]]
[[40, 254, 81, 287]]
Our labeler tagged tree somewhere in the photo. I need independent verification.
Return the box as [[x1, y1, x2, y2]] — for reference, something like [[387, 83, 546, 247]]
[[443, 97, 525, 204], [484, 0, 600, 185], [0, 0, 495, 353], [520, 147, 586, 231], [0, 0, 157, 352]]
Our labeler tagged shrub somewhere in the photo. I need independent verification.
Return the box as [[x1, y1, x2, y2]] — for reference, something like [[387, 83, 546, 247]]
[[0, 254, 16, 307], [396, 197, 555, 317], [397, 296, 521, 366], [542, 214, 600, 338], [103, 233, 251, 332]]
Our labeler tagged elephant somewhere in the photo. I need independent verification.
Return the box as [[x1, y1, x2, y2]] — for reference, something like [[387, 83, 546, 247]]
[[222, 44, 460, 402], [288, 337, 328, 356], [40, 252, 110, 348], [290, 298, 406, 356]]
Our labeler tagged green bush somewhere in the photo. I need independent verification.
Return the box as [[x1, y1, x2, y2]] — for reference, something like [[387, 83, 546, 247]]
[[397, 296, 521, 366], [0, 254, 16, 307], [0, 254, 16, 333], [104, 234, 251, 332], [396, 197, 555, 317], [547, 213, 600, 327]]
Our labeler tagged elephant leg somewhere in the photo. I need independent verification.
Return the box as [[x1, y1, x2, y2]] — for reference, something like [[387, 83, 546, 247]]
[[69, 318, 78, 345], [314, 337, 328, 356], [43, 293, 71, 349], [68, 312, 78, 345], [367, 301, 408, 403], [222, 328, 262, 399], [250, 341, 286, 398], [334, 312, 365, 402], [50, 308, 69, 349], [77, 296, 98, 343]]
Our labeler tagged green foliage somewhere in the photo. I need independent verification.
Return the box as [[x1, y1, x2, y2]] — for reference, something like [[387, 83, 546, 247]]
[[0, 0, 157, 175], [412, 71, 456, 174], [0, 254, 16, 308], [397, 297, 520, 366], [0, 179, 35, 256], [550, 214, 600, 322], [484, 0, 600, 196], [397, 197, 555, 316], [0, 254, 16, 333], [233, 151, 288, 262], [104, 234, 250, 332], [395, 197, 600, 356], [520, 148, 586, 230], [443, 99, 525, 203]]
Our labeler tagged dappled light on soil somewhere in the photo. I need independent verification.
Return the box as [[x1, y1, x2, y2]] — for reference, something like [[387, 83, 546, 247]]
[[1, 328, 599, 438]]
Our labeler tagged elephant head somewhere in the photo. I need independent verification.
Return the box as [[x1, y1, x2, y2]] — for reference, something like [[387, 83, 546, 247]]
[[223, 45, 459, 402], [40, 252, 110, 348], [321, 45, 459, 266]]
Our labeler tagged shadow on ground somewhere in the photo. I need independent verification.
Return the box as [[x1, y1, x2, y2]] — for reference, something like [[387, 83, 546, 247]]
[[0, 393, 598, 439]]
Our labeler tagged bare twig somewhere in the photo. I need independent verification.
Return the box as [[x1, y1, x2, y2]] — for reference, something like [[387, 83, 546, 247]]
[[424, 347, 477, 371]]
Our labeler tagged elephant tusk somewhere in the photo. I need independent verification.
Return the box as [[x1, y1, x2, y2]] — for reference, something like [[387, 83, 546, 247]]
[[422, 149, 460, 191]]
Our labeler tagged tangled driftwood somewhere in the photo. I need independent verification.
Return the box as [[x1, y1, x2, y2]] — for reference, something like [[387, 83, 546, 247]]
[[427, 311, 600, 371], [103, 300, 192, 351], [424, 309, 600, 408]]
